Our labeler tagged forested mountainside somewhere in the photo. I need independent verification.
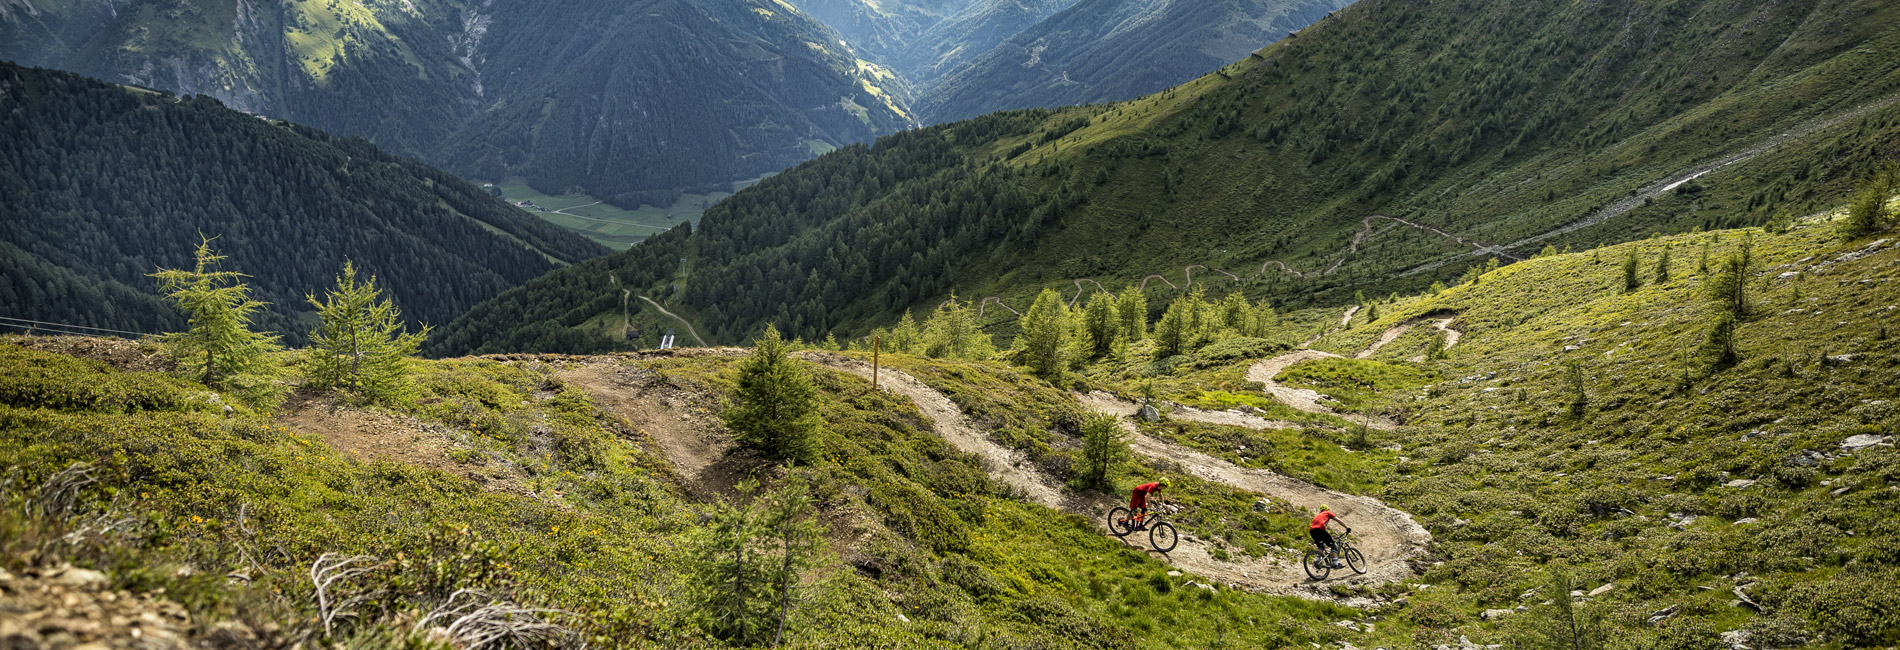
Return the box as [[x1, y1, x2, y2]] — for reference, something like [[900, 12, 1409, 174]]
[[434, 0, 1900, 354], [0, 0, 912, 206], [919, 0, 1352, 123], [0, 62, 607, 344]]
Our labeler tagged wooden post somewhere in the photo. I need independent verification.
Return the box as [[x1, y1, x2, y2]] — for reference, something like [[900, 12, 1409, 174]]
[[872, 335, 880, 391]]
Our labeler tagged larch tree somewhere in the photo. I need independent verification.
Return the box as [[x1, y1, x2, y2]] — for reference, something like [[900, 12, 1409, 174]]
[[1018, 289, 1071, 380], [1082, 292, 1120, 359], [1115, 284, 1148, 341], [303, 261, 429, 404], [150, 236, 283, 406]]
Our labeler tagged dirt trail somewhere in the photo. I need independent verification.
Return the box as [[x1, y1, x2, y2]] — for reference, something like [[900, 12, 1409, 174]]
[[1408, 317, 1461, 362], [1082, 394, 1309, 431], [1245, 349, 1401, 432], [792, 352, 1425, 599], [1355, 322, 1414, 359], [556, 362, 746, 498], [794, 352, 1068, 509], [1300, 305, 1359, 347], [1074, 392, 1430, 596], [278, 394, 535, 498]]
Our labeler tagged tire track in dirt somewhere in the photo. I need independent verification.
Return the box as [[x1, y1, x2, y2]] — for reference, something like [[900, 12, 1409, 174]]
[[796, 352, 1426, 599], [1075, 392, 1430, 596]]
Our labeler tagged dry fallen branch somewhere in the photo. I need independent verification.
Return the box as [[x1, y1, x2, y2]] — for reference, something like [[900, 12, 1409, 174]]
[[418, 589, 574, 649], [310, 553, 382, 638], [33, 463, 99, 518]]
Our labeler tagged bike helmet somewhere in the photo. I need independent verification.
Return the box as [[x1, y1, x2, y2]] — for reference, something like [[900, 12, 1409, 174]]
[[1158, 477, 1172, 489], [1319, 504, 1331, 512]]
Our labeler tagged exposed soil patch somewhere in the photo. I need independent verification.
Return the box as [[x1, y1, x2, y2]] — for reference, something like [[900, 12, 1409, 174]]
[[3, 336, 173, 374], [277, 394, 533, 498], [794, 351, 1070, 510], [555, 361, 752, 499], [1076, 392, 1432, 598]]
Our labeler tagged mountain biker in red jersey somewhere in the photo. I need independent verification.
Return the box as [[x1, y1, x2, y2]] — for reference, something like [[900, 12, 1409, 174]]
[[1310, 505, 1351, 568], [1130, 478, 1170, 521]]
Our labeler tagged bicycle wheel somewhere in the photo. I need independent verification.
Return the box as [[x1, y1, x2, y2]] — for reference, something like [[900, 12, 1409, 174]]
[[1107, 507, 1134, 537], [1302, 550, 1331, 580], [1345, 547, 1366, 574], [1150, 522, 1179, 553]]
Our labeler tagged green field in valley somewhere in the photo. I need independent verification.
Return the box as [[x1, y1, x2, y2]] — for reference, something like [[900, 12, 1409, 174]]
[[490, 177, 757, 249]]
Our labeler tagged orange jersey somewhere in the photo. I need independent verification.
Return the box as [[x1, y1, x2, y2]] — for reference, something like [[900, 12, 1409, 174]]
[[1310, 510, 1338, 530]]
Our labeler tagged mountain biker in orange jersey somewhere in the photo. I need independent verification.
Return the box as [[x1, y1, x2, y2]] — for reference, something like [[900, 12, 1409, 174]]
[[1129, 478, 1171, 523], [1310, 505, 1352, 568]]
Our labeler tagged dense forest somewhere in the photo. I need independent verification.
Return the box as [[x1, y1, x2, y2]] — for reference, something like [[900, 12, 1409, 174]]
[[0, 0, 912, 207], [425, 225, 695, 356], [441, 0, 1900, 354], [0, 62, 607, 344]]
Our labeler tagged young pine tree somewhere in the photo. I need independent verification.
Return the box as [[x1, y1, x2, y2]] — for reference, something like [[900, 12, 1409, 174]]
[[889, 310, 923, 354], [724, 326, 821, 463], [686, 478, 824, 646], [1115, 285, 1148, 341], [1153, 298, 1190, 358], [922, 295, 993, 360], [1705, 253, 1749, 320], [303, 261, 429, 403], [150, 236, 283, 405], [1654, 248, 1671, 284], [1082, 292, 1120, 359], [1622, 247, 1642, 292], [1078, 413, 1129, 490], [1018, 289, 1072, 380], [761, 478, 823, 646], [1220, 292, 1250, 334]]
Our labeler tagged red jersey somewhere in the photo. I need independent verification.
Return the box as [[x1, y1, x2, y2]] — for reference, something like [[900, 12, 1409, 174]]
[[1310, 510, 1338, 530], [1133, 482, 1162, 495]]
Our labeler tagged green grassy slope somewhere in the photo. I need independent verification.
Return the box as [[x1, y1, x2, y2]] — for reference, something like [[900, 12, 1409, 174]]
[[1090, 207, 1900, 646], [0, 339, 1374, 648]]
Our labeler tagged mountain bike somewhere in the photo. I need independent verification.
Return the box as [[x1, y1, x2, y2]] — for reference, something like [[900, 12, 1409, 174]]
[[1301, 532, 1365, 580], [1107, 505, 1179, 553]]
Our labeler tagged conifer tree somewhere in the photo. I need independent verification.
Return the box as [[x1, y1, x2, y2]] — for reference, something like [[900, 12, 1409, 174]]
[[724, 326, 821, 463], [1220, 292, 1250, 333], [1654, 247, 1671, 284], [1116, 285, 1148, 341], [304, 261, 429, 403], [1697, 240, 1711, 273], [685, 478, 823, 646], [150, 236, 283, 405], [1078, 413, 1128, 490], [1153, 298, 1189, 358], [1018, 289, 1071, 380], [1705, 253, 1749, 320], [1622, 248, 1642, 292], [1250, 301, 1278, 337], [922, 295, 993, 359], [1082, 292, 1120, 359], [889, 310, 922, 354]]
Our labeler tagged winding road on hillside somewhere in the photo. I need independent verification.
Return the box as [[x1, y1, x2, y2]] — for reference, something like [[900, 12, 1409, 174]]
[[637, 296, 708, 346]]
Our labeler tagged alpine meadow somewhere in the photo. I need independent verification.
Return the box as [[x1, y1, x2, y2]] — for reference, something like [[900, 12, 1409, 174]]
[[2, 0, 1899, 648]]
